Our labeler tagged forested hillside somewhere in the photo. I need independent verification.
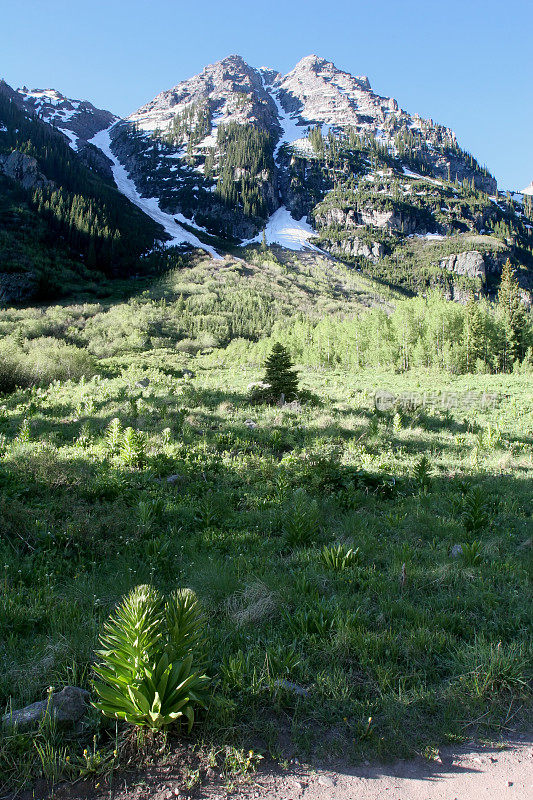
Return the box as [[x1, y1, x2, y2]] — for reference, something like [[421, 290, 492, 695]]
[[0, 83, 165, 300]]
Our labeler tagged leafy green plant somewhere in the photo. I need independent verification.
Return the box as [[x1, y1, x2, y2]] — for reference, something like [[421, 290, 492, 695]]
[[105, 417, 123, 453], [413, 455, 431, 491], [16, 419, 31, 444], [461, 540, 483, 566], [477, 423, 502, 450], [461, 486, 490, 534], [220, 650, 253, 689], [265, 645, 300, 679], [119, 427, 146, 467], [93, 584, 210, 730], [286, 605, 336, 637], [283, 488, 320, 546], [320, 542, 360, 571], [137, 497, 165, 529], [223, 746, 263, 779], [75, 735, 116, 779]]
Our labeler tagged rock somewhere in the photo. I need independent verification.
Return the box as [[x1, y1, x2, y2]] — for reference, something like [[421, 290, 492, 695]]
[[273, 679, 308, 697], [0, 150, 53, 190], [321, 234, 385, 263], [440, 251, 486, 281], [244, 419, 257, 429], [318, 775, 335, 787], [451, 544, 463, 558], [2, 686, 90, 731], [135, 378, 150, 388]]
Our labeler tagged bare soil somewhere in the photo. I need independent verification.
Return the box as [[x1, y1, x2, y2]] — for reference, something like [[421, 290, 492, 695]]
[[34, 732, 531, 800]]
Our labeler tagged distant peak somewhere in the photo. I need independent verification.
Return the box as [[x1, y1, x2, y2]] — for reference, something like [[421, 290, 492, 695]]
[[209, 54, 251, 70], [294, 54, 330, 69]]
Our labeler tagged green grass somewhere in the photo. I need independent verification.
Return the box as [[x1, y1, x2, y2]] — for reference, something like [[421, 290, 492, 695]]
[[1, 349, 531, 790]]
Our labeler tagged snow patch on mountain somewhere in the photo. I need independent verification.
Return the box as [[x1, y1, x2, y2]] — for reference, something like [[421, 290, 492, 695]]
[[241, 206, 320, 250], [89, 126, 221, 259], [402, 166, 443, 186], [60, 128, 79, 151], [521, 182, 533, 196], [266, 84, 307, 160]]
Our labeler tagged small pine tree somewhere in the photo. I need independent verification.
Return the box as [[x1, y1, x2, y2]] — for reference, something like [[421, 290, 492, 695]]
[[464, 298, 486, 371], [263, 343, 298, 402], [497, 260, 529, 364]]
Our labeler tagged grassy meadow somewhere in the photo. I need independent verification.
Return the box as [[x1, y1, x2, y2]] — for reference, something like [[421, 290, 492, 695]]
[[0, 250, 532, 792]]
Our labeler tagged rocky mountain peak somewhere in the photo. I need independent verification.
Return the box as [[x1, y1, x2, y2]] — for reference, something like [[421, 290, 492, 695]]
[[289, 55, 372, 91], [15, 85, 117, 154], [128, 53, 278, 135]]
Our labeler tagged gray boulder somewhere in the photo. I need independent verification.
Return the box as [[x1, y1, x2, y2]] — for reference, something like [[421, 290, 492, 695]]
[[2, 686, 90, 731]]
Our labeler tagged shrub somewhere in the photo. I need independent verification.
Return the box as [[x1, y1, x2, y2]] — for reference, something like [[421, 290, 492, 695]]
[[93, 585, 210, 731], [0, 337, 95, 393], [0, 346, 24, 394]]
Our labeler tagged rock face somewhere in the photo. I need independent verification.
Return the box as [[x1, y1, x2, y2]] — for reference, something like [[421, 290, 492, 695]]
[[275, 55, 402, 132], [16, 87, 117, 153], [440, 251, 486, 280], [129, 54, 279, 135], [322, 237, 384, 262], [0, 150, 53, 190], [2, 686, 90, 731]]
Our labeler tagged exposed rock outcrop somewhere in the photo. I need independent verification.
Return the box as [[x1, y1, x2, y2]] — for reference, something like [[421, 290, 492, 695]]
[[322, 237, 384, 262], [0, 150, 53, 190], [440, 251, 486, 281]]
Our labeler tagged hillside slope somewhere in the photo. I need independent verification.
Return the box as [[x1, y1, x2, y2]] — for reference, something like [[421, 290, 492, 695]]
[[0, 80, 166, 301]]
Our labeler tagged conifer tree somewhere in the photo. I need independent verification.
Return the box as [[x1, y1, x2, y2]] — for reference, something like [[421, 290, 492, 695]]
[[464, 297, 486, 370], [263, 343, 299, 402], [497, 260, 529, 364]]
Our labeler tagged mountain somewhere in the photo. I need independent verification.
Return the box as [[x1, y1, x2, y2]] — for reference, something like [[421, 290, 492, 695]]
[[521, 181, 533, 196], [1, 55, 532, 304], [88, 54, 531, 297], [0, 79, 166, 301]]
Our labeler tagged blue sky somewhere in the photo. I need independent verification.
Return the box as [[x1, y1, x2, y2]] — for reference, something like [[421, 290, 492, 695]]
[[2, 0, 531, 189]]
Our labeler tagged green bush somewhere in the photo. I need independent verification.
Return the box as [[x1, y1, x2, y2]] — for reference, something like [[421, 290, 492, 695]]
[[0, 337, 95, 393], [93, 585, 210, 731]]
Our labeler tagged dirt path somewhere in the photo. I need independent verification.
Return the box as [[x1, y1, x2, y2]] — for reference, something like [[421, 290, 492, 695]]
[[45, 735, 532, 800], [202, 737, 532, 800]]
